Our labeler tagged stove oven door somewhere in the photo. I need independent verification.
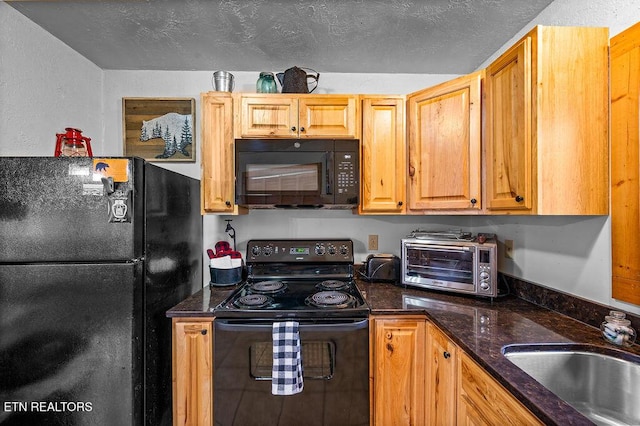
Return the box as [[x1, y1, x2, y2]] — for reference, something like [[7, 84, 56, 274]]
[[214, 318, 369, 426]]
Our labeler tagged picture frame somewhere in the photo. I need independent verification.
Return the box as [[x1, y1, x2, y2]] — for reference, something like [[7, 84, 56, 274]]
[[122, 97, 196, 162]]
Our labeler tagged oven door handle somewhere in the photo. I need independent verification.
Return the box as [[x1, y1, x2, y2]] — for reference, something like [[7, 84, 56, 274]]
[[215, 318, 368, 333]]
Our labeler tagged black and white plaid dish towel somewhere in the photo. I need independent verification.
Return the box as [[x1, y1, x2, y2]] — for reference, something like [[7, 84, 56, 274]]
[[272, 321, 304, 395]]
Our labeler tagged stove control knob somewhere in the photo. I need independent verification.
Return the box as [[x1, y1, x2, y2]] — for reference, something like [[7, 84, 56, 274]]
[[251, 246, 261, 257], [263, 246, 273, 256], [327, 244, 337, 255], [339, 245, 349, 256], [315, 245, 326, 256]]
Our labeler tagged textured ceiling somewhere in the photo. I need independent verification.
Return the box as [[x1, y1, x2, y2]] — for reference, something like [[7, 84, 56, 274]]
[[7, 0, 555, 74]]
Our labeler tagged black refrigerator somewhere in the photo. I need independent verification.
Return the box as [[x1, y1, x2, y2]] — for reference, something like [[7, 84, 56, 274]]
[[0, 157, 202, 425]]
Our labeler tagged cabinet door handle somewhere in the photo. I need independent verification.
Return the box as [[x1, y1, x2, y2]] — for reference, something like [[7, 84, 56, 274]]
[[515, 195, 524, 203], [201, 329, 208, 335], [299, 126, 305, 132], [470, 198, 477, 205], [291, 126, 297, 132], [443, 351, 451, 359], [398, 201, 403, 207], [225, 200, 231, 207]]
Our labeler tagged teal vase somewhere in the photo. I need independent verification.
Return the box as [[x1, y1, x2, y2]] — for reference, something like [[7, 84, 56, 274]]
[[257, 72, 277, 93]]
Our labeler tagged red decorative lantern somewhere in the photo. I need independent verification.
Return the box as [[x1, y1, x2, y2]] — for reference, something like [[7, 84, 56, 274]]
[[54, 128, 93, 157]]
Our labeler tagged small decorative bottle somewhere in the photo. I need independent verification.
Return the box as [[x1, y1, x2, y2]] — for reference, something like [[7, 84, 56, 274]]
[[601, 310, 636, 347]]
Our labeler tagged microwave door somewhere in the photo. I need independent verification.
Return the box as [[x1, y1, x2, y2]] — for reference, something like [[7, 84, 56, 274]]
[[236, 151, 331, 206]]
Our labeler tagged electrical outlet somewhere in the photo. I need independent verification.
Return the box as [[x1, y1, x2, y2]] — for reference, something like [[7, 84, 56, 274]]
[[504, 240, 514, 259], [368, 235, 379, 251]]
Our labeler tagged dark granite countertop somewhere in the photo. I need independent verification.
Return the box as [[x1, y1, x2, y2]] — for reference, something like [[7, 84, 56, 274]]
[[166, 283, 238, 317], [167, 280, 640, 426]]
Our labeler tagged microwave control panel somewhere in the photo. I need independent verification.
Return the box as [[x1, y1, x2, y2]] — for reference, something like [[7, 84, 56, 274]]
[[335, 151, 359, 203]]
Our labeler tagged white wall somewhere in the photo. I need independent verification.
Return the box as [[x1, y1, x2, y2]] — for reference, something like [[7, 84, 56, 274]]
[[0, 2, 103, 156], [3, 0, 640, 315]]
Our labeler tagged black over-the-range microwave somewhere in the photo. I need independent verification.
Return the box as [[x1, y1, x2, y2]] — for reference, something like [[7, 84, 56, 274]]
[[235, 139, 360, 208]]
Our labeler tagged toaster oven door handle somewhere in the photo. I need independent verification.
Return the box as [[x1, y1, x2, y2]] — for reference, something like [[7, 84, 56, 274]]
[[405, 243, 471, 252]]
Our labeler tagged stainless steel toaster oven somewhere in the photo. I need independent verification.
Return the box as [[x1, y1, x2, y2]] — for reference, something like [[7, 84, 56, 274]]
[[400, 231, 498, 297]]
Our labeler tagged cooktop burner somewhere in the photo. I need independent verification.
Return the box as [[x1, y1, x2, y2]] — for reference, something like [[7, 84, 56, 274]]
[[233, 294, 274, 309], [317, 280, 350, 291], [248, 280, 287, 294], [305, 291, 357, 309], [214, 239, 370, 319]]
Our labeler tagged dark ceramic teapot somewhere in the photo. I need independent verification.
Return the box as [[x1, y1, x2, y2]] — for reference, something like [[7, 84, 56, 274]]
[[276, 66, 319, 93]]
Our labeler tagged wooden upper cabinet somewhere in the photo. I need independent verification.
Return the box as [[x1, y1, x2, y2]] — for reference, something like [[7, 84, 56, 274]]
[[360, 96, 406, 214], [299, 95, 359, 138], [407, 71, 483, 213], [370, 316, 426, 426], [236, 94, 359, 139], [201, 92, 236, 213], [611, 22, 640, 306], [485, 25, 609, 215], [485, 37, 532, 212], [237, 95, 297, 138]]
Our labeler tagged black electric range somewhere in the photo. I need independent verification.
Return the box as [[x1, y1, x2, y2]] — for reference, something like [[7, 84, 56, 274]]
[[214, 239, 369, 319]]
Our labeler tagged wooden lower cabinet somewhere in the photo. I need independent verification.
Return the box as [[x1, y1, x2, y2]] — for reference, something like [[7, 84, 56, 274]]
[[371, 316, 542, 426], [370, 316, 426, 426], [426, 323, 457, 424], [370, 318, 457, 425], [457, 352, 543, 426], [172, 318, 213, 426]]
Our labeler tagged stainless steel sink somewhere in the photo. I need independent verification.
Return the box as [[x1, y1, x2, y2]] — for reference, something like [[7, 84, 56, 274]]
[[503, 344, 640, 426]]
